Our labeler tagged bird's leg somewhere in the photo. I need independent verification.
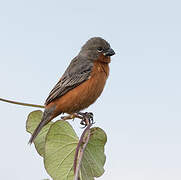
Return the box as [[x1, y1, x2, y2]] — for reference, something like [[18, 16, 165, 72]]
[[77, 112, 94, 127]]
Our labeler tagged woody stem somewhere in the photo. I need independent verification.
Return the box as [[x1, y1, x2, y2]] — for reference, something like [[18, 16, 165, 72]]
[[74, 120, 92, 180]]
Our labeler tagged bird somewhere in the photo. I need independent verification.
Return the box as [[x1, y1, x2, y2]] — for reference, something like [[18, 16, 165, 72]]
[[29, 37, 115, 144]]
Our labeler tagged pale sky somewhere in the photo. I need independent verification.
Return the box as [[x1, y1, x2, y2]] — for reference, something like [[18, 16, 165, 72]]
[[0, 0, 181, 180]]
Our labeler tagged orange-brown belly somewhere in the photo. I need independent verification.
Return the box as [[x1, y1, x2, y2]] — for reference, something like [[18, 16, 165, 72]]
[[48, 61, 109, 116]]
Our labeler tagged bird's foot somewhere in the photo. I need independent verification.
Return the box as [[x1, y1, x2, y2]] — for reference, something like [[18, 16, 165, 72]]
[[77, 112, 94, 128]]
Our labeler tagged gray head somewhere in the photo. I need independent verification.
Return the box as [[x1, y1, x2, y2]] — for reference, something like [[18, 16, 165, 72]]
[[79, 37, 115, 60]]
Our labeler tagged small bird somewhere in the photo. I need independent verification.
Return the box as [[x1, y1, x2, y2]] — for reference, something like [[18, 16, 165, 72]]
[[29, 37, 115, 144]]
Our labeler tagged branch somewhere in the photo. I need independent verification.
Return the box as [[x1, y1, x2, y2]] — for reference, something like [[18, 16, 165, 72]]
[[74, 122, 92, 180], [61, 113, 83, 121], [0, 98, 45, 108]]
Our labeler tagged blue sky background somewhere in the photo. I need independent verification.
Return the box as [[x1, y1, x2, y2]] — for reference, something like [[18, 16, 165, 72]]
[[0, 0, 181, 179]]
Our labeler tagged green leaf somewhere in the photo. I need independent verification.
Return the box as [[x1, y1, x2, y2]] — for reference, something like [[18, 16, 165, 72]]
[[26, 110, 53, 156], [44, 121, 107, 180], [80, 127, 107, 180], [44, 120, 79, 180], [26, 111, 107, 180]]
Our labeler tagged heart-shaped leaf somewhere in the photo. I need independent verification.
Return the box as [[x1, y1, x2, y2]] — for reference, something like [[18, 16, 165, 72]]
[[80, 127, 107, 180], [44, 120, 79, 180]]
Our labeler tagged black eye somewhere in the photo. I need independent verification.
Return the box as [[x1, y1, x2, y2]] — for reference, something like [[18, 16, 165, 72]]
[[97, 47, 103, 52]]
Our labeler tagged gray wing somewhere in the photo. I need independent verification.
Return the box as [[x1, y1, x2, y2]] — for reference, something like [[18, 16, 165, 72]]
[[45, 56, 93, 105]]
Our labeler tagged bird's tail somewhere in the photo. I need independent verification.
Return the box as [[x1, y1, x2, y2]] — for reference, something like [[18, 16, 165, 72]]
[[28, 108, 54, 144], [28, 119, 47, 144]]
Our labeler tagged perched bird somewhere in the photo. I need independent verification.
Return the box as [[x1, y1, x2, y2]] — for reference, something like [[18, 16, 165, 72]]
[[29, 37, 115, 144]]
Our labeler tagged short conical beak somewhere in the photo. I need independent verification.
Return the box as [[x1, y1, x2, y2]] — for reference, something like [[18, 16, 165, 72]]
[[104, 48, 115, 56]]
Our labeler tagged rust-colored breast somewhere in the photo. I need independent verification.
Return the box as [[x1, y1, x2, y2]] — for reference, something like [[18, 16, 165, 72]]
[[49, 59, 110, 116]]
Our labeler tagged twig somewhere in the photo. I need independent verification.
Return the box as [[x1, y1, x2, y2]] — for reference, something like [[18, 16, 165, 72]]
[[0, 97, 45, 108], [61, 113, 83, 121], [0, 97, 80, 121], [74, 121, 92, 180]]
